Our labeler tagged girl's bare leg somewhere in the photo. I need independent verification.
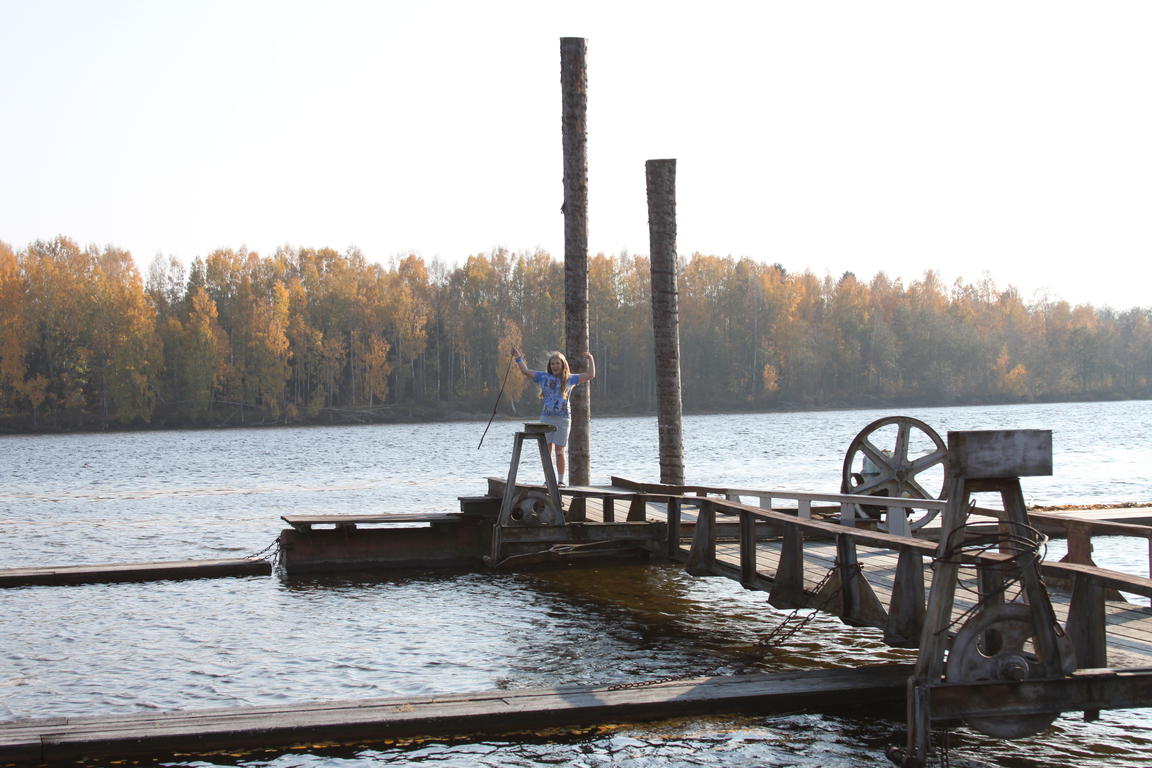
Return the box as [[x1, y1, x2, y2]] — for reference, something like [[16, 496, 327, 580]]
[[554, 445, 567, 483]]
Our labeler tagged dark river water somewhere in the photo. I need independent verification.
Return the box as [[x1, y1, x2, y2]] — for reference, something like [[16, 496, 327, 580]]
[[2, 402, 1151, 766]]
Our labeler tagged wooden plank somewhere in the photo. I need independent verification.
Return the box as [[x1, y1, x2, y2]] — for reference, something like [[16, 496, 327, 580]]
[[929, 668, 1152, 723], [281, 512, 464, 530], [947, 429, 1053, 478], [1030, 509, 1152, 536], [1043, 561, 1152, 600], [0, 666, 913, 766], [493, 522, 663, 545], [0, 559, 271, 588], [488, 477, 634, 500]]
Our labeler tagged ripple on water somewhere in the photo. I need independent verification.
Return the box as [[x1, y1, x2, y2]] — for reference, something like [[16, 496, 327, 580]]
[[3, 404, 1152, 766]]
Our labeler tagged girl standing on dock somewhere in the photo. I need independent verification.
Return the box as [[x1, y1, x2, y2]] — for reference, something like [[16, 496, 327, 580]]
[[510, 346, 595, 486]]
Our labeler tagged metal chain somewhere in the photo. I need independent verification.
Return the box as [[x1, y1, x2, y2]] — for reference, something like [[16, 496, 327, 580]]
[[606, 669, 720, 691], [933, 517, 1056, 637], [489, 539, 631, 569], [606, 561, 865, 691], [758, 560, 860, 648], [246, 537, 281, 565]]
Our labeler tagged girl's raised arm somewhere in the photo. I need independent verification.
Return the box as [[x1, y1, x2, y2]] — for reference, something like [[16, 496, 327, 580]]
[[511, 346, 535, 377], [576, 351, 596, 383]]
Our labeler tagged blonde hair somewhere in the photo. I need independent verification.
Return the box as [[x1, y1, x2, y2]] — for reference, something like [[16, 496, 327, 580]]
[[543, 351, 573, 399]]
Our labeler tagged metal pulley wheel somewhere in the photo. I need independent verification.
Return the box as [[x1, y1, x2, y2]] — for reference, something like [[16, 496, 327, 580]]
[[945, 602, 1074, 738], [841, 415, 949, 532], [506, 488, 563, 527]]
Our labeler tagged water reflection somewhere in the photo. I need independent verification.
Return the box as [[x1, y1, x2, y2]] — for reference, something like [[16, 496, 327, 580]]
[[81, 711, 1152, 768]]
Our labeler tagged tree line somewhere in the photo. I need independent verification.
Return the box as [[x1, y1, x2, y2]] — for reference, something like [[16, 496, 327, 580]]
[[1, 236, 1149, 431]]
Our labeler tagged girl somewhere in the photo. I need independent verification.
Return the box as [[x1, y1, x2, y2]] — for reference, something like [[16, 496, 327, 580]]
[[511, 346, 596, 486]]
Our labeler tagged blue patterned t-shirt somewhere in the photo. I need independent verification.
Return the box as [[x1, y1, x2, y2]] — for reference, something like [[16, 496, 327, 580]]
[[534, 371, 581, 418]]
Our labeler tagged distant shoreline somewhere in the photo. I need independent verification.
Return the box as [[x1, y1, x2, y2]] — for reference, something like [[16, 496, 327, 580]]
[[2, 393, 1146, 437]]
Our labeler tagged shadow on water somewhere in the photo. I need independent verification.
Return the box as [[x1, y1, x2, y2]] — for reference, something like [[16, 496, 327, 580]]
[[279, 561, 914, 689]]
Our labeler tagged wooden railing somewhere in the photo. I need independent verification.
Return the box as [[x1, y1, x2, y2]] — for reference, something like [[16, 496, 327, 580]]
[[674, 495, 937, 645], [1029, 511, 1152, 582], [609, 476, 946, 536], [663, 495, 1152, 668], [488, 475, 1152, 667]]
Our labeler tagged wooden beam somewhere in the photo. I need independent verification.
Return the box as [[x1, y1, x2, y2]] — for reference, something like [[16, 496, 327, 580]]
[[0, 666, 913, 767], [646, 158, 685, 486], [666, 496, 683, 560], [628, 494, 648, 522], [567, 496, 587, 523], [884, 546, 925, 648], [929, 668, 1152, 722], [561, 36, 591, 487], [1042, 560, 1152, 600], [0, 558, 270, 588], [819, 534, 888, 627], [1067, 571, 1108, 669], [281, 513, 464, 531], [685, 500, 716, 576], [768, 525, 806, 609], [740, 510, 758, 587], [947, 429, 1053, 478]]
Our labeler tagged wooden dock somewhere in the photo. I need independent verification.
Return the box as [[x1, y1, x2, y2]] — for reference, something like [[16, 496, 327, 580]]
[[6, 469, 1152, 764], [551, 471, 1152, 763], [0, 665, 912, 765]]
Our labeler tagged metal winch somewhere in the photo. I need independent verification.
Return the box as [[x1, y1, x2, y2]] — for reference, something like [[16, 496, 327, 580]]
[[894, 429, 1075, 766], [486, 422, 566, 565]]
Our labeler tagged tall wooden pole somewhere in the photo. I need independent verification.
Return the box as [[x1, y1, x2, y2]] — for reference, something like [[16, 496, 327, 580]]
[[561, 37, 591, 486], [646, 159, 685, 485]]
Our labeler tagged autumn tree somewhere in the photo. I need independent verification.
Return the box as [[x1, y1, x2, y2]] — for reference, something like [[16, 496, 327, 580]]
[[178, 286, 228, 421], [88, 246, 159, 424], [1, 236, 1149, 430], [0, 241, 28, 418], [21, 237, 95, 425]]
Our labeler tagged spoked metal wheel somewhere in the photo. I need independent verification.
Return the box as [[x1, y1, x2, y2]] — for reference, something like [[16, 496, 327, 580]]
[[945, 602, 1073, 738], [840, 415, 949, 532]]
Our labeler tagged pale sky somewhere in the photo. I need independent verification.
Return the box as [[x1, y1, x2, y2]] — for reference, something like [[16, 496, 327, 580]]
[[2, 1, 1150, 310]]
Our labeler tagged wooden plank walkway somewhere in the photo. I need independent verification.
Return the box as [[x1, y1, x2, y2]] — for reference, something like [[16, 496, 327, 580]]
[[0, 665, 912, 765]]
